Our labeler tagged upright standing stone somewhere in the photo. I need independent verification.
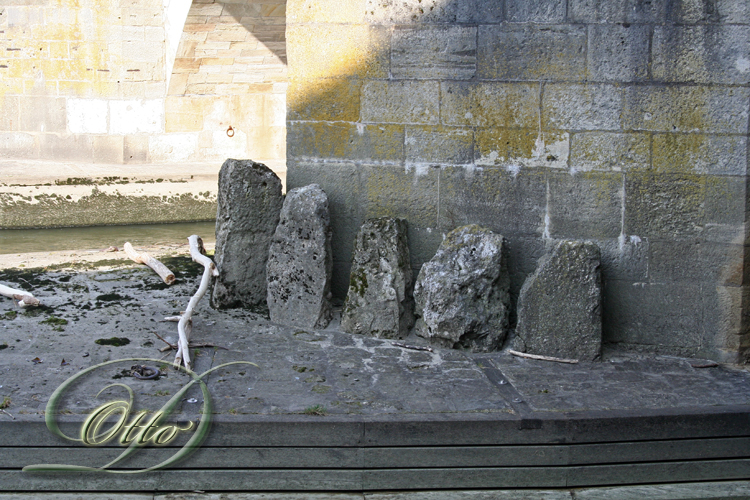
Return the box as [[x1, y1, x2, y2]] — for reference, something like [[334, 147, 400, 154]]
[[512, 240, 602, 361], [414, 224, 510, 352], [211, 159, 283, 311], [266, 184, 333, 329], [342, 217, 414, 339]]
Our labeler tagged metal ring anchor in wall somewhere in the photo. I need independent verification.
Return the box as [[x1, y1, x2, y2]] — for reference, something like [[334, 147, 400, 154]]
[[226, 126, 234, 137]]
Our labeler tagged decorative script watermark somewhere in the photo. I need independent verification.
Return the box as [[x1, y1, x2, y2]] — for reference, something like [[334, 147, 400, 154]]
[[22, 357, 257, 474]]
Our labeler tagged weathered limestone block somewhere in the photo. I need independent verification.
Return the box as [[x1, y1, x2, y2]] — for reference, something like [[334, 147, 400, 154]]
[[211, 159, 283, 310], [512, 240, 602, 361], [414, 224, 510, 352], [266, 184, 333, 329], [341, 217, 414, 339]]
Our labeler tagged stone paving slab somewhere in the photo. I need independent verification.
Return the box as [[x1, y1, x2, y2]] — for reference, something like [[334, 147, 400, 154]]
[[0, 260, 749, 421], [1, 262, 750, 493]]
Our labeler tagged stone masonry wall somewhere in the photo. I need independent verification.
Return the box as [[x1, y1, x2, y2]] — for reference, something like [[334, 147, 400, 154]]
[[0, 0, 286, 169], [286, 0, 750, 361]]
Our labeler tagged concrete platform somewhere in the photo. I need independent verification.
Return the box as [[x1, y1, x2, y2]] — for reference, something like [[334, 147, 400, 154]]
[[0, 159, 286, 229], [0, 257, 749, 495]]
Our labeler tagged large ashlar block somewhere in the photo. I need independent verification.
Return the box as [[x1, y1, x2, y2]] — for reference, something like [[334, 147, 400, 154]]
[[212, 159, 284, 311], [512, 240, 602, 361], [342, 217, 414, 339], [267, 184, 333, 329], [414, 224, 510, 352]]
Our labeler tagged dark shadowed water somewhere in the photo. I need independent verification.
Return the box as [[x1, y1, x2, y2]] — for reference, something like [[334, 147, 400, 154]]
[[0, 221, 217, 254]]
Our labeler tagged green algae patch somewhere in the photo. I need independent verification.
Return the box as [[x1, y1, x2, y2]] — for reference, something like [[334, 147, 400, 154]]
[[41, 316, 68, 330], [95, 337, 131, 347]]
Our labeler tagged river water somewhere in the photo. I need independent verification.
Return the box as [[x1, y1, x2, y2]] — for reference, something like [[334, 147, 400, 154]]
[[0, 221, 217, 254]]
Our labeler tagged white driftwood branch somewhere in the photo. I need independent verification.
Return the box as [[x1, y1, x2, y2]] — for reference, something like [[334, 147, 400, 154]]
[[0, 283, 40, 308], [174, 235, 218, 369], [124, 242, 175, 285], [507, 349, 579, 364]]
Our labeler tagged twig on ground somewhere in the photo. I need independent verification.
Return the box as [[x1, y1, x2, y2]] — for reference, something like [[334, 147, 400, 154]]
[[0, 409, 14, 420], [152, 331, 176, 350], [174, 235, 218, 370], [0, 283, 39, 308], [507, 349, 579, 364], [124, 242, 176, 285], [160, 341, 228, 353], [391, 342, 434, 352]]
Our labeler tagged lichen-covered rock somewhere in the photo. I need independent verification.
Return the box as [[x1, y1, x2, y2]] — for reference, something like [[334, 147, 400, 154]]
[[341, 217, 414, 339], [414, 224, 510, 352], [211, 159, 283, 311], [266, 184, 333, 329], [512, 240, 602, 361]]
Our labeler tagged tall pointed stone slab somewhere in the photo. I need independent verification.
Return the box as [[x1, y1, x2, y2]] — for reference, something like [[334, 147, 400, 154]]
[[211, 159, 283, 311], [266, 184, 333, 329], [512, 240, 602, 361], [342, 217, 414, 339], [414, 224, 510, 352]]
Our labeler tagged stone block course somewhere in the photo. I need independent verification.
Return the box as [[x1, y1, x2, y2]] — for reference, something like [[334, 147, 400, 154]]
[[651, 134, 747, 176], [603, 280, 704, 354], [288, 122, 404, 164], [624, 173, 705, 240], [361, 80, 440, 125], [19, 96, 66, 133], [405, 126, 473, 165], [440, 82, 539, 129], [570, 132, 650, 172], [704, 175, 747, 240], [39, 133, 94, 162], [391, 26, 476, 80], [287, 78, 361, 122], [649, 240, 746, 286], [439, 166, 548, 237], [365, 0, 503, 25], [568, 0, 667, 23], [506, 0, 566, 22], [668, 0, 750, 24], [477, 25, 586, 82], [547, 171, 624, 240], [622, 86, 750, 134], [361, 164, 440, 229], [596, 237, 649, 283], [543, 84, 623, 131], [287, 24, 389, 80], [287, 0, 365, 25], [652, 25, 750, 85], [587, 24, 650, 83], [474, 129, 569, 170]]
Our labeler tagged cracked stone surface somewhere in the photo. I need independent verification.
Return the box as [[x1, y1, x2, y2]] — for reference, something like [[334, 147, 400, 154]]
[[512, 240, 602, 361], [266, 184, 332, 329], [211, 159, 283, 311], [341, 217, 414, 340], [413, 225, 510, 352]]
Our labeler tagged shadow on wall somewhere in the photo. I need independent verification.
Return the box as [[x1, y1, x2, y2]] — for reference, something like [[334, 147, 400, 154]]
[[218, 1, 288, 63], [284, 0, 750, 361], [164, 0, 288, 167]]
